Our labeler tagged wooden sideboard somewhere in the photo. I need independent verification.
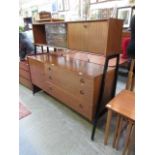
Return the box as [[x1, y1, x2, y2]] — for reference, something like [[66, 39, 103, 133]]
[[28, 19, 124, 121], [28, 51, 115, 121]]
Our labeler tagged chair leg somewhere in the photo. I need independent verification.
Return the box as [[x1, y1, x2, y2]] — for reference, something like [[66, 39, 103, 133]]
[[113, 114, 121, 148], [113, 116, 123, 150], [127, 124, 135, 155], [104, 110, 113, 145], [122, 121, 133, 155]]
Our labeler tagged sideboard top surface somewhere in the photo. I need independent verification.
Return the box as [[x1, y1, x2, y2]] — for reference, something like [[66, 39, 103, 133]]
[[32, 18, 118, 25], [28, 50, 126, 78]]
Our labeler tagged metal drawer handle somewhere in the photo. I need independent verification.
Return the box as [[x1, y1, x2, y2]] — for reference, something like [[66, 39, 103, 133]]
[[80, 90, 85, 95], [80, 78, 85, 84], [48, 67, 51, 71]]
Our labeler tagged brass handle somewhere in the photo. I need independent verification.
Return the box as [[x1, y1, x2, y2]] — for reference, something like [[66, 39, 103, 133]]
[[80, 90, 85, 95], [78, 72, 83, 76], [80, 78, 85, 84]]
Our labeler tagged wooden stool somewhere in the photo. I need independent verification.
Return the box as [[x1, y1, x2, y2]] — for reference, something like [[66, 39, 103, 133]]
[[104, 90, 135, 155]]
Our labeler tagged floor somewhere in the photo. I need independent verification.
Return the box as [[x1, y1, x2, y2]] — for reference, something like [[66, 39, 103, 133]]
[[19, 75, 133, 155]]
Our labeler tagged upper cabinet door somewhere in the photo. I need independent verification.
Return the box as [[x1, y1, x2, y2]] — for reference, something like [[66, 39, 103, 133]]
[[45, 23, 67, 48], [68, 22, 108, 54], [68, 23, 88, 51]]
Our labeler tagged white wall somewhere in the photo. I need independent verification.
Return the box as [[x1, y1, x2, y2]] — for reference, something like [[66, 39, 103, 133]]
[[19, 0, 133, 20]]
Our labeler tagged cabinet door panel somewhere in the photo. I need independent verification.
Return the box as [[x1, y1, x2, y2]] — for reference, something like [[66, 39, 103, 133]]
[[68, 23, 87, 51], [68, 22, 108, 54]]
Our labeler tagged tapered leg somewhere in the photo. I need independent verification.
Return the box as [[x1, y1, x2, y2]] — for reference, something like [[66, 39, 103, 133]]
[[127, 124, 135, 155], [113, 114, 121, 148], [115, 116, 123, 150], [104, 109, 113, 145], [122, 121, 133, 155]]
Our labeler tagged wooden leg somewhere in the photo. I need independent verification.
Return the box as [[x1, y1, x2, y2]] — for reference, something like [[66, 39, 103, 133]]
[[115, 116, 123, 150], [122, 121, 133, 155], [127, 124, 135, 155], [104, 109, 112, 145], [113, 114, 121, 148]]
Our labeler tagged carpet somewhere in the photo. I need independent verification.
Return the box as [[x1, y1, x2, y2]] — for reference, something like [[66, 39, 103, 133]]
[[19, 102, 31, 120]]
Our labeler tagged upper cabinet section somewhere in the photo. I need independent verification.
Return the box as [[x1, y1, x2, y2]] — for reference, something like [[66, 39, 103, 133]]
[[45, 23, 67, 48], [32, 18, 123, 56], [68, 19, 123, 56]]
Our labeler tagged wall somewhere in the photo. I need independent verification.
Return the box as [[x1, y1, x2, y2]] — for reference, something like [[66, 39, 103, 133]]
[[19, 0, 134, 22]]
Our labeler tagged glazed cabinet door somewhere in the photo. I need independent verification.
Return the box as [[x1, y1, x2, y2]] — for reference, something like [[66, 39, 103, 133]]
[[45, 23, 67, 48]]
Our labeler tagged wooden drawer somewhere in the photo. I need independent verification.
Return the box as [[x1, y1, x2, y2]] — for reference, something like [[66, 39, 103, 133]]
[[19, 76, 32, 90], [29, 59, 45, 89], [45, 82, 93, 121], [19, 61, 29, 71], [45, 64, 94, 104], [19, 69, 31, 80]]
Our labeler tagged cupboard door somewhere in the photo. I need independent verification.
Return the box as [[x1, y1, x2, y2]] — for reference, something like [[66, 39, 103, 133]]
[[86, 22, 108, 54], [68, 23, 88, 51], [68, 22, 108, 54]]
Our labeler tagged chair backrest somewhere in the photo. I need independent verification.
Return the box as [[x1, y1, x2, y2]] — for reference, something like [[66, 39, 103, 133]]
[[126, 59, 135, 91]]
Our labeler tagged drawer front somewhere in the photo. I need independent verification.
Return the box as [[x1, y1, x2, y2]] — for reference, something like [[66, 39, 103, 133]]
[[19, 69, 31, 80], [45, 82, 93, 121], [29, 59, 45, 89], [19, 76, 32, 89], [45, 64, 94, 104], [19, 61, 29, 71]]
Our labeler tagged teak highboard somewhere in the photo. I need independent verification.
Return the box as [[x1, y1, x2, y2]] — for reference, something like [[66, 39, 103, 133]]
[[29, 18, 123, 121]]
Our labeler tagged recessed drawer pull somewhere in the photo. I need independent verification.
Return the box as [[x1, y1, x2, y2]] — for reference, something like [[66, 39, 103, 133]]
[[83, 24, 87, 28], [49, 76, 52, 80], [80, 78, 85, 84], [48, 67, 51, 71], [80, 90, 85, 95], [79, 104, 83, 109], [49, 87, 52, 91]]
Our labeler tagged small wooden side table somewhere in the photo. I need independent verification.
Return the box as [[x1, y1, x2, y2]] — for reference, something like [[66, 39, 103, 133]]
[[104, 90, 135, 155]]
